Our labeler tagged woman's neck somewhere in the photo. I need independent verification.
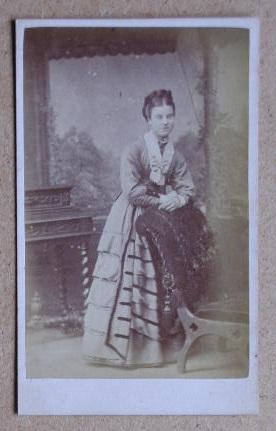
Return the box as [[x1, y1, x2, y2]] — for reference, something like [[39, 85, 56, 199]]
[[158, 135, 169, 145]]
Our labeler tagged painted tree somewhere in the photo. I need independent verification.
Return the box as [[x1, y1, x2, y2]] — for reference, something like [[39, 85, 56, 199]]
[[50, 126, 116, 212]]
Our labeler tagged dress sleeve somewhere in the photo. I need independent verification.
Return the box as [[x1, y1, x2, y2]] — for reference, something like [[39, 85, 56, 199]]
[[169, 152, 195, 204], [120, 143, 160, 208]]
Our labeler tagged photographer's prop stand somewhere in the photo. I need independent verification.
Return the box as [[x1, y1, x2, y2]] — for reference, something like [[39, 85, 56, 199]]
[[177, 301, 249, 372]]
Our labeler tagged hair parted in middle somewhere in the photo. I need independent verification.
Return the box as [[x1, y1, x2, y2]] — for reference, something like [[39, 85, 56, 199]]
[[142, 89, 175, 121]]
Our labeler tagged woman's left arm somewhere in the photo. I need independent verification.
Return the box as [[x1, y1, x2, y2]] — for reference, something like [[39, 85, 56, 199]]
[[169, 152, 195, 206]]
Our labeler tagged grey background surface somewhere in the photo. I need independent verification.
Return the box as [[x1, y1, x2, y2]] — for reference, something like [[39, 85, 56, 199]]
[[0, 0, 275, 429]]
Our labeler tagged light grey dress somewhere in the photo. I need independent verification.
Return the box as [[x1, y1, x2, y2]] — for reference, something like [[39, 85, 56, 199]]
[[83, 137, 194, 367]]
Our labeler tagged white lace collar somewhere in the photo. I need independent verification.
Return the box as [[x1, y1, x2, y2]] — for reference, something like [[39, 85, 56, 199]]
[[144, 130, 174, 186]]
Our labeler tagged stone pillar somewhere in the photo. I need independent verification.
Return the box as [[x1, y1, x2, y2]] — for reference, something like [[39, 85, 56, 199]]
[[204, 29, 249, 302], [24, 29, 51, 189]]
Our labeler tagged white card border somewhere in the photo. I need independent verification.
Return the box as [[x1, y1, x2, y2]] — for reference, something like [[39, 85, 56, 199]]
[[16, 17, 259, 415]]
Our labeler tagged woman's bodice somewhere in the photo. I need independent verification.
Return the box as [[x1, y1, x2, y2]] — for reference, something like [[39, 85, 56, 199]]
[[120, 138, 195, 208]]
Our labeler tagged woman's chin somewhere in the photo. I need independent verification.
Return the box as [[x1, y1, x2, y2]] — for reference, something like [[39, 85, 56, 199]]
[[158, 131, 171, 138]]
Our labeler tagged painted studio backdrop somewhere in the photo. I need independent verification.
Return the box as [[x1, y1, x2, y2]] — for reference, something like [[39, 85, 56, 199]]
[[24, 27, 249, 378]]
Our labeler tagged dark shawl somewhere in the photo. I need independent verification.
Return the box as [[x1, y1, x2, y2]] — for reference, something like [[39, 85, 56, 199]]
[[135, 200, 215, 337]]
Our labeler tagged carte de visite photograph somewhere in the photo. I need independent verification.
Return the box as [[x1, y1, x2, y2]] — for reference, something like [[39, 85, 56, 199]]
[[17, 18, 258, 415]]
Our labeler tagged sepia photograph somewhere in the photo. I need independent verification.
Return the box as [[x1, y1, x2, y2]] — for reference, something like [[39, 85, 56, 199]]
[[17, 18, 258, 414]]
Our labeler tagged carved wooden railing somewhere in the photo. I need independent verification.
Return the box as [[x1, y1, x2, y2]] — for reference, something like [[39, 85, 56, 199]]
[[25, 186, 106, 335]]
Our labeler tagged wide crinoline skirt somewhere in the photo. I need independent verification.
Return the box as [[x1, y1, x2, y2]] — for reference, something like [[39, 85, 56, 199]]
[[82, 196, 184, 367]]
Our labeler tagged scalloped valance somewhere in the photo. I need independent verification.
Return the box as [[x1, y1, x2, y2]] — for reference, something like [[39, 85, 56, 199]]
[[24, 27, 178, 59]]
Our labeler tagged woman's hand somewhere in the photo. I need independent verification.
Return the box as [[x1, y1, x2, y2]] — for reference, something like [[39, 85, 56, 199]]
[[158, 192, 181, 212]]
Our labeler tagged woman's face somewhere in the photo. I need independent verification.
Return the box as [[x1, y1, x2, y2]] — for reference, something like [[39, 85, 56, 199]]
[[148, 104, 175, 139]]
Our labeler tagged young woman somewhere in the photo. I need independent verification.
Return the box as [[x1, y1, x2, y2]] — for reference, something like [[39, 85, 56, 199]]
[[83, 89, 195, 367]]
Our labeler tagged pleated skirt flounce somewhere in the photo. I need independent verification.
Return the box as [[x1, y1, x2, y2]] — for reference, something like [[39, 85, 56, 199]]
[[82, 195, 184, 367]]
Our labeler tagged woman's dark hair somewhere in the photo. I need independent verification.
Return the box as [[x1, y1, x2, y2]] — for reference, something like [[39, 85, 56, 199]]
[[142, 89, 175, 121]]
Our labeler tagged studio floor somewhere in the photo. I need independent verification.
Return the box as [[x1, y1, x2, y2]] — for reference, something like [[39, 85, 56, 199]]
[[26, 328, 248, 379]]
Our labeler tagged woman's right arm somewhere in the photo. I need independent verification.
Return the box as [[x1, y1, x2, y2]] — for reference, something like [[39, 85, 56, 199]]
[[120, 143, 160, 208], [128, 184, 160, 207]]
